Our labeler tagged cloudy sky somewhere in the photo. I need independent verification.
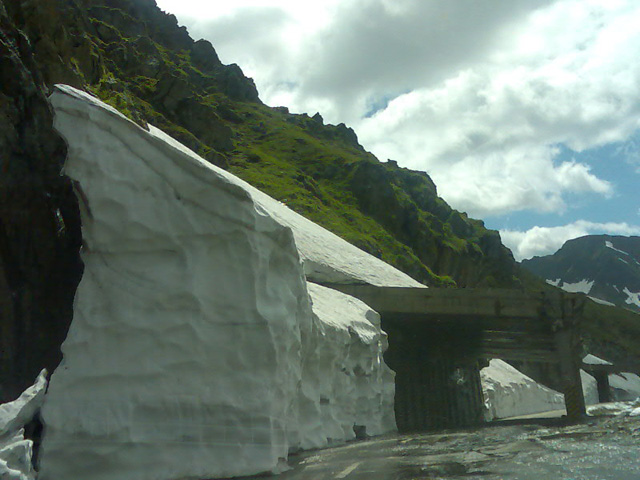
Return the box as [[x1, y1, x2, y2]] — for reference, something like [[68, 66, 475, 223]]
[[156, 0, 640, 260]]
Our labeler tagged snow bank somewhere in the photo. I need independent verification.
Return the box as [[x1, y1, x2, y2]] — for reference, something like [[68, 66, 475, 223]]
[[581, 370, 599, 405], [247, 188, 423, 287], [610, 372, 640, 401], [40, 85, 396, 480], [480, 358, 605, 419], [299, 283, 395, 448], [583, 354, 612, 366], [0, 370, 47, 480], [481, 360, 565, 420]]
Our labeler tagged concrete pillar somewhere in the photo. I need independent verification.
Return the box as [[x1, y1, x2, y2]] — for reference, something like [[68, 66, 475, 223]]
[[592, 370, 611, 403], [554, 330, 586, 420]]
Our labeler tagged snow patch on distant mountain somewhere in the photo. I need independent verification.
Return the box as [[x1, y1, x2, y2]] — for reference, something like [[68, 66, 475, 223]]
[[522, 235, 640, 313], [481, 360, 565, 420], [546, 278, 595, 295], [623, 287, 640, 308], [606, 240, 640, 267], [588, 296, 616, 306], [605, 240, 629, 256], [559, 279, 594, 294]]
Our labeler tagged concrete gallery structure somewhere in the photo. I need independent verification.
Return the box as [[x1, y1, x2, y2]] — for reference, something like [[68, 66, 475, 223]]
[[329, 285, 586, 431]]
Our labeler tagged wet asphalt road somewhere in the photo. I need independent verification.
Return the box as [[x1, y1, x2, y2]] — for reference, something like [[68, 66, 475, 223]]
[[272, 412, 640, 480]]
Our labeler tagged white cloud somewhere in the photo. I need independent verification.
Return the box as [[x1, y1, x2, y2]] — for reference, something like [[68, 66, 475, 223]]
[[431, 152, 612, 218], [501, 220, 640, 261]]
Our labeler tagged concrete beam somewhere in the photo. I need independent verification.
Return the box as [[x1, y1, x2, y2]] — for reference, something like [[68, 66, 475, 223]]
[[325, 285, 584, 325]]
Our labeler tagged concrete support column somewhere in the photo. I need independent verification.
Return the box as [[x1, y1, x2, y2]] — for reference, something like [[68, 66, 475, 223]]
[[592, 371, 611, 403], [554, 330, 586, 420]]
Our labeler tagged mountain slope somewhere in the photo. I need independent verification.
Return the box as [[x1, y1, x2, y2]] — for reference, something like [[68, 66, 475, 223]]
[[6, 0, 519, 288], [0, 0, 517, 399], [522, 235, 640, 312]]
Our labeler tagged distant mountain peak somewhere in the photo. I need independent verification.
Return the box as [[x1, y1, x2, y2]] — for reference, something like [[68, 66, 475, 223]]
[[522, 234, 640, 312]]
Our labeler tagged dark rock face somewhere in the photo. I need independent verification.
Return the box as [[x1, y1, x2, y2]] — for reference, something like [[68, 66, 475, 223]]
[[0, 0, 82, 401]]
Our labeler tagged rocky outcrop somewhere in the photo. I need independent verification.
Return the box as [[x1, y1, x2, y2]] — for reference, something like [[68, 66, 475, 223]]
[[348, 161, 517, 287]]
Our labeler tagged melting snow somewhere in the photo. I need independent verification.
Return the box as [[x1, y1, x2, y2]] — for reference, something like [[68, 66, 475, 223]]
[[588, 398, 640, 417], [610, 373, 640, 401], [583, 355, 640, 403], [546, 278, 561, 287]]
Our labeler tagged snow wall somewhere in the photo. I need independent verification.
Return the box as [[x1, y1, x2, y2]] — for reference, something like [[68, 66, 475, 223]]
[[481, 360, 566, 420], [39, 85, 399, 480], [481, 359, 632, 420]]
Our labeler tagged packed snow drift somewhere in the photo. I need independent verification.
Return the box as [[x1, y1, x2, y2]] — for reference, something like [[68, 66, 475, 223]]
[[39, 85, 398, 480], [0, 370, 47, 480], [481, 360, 565, 420], [482, 355, 640, 421]]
